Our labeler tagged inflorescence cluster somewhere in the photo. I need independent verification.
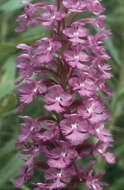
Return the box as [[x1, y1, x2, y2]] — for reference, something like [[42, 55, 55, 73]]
[[14, 0, 115, 189]]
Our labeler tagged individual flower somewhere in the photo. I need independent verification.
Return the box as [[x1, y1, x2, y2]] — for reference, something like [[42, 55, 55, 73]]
[[15, 1, 50, 32], [14, 166, 34, 188], [34, 37, 62, 63], [89, 123, 114, 144], [16, 116, 41, 145], [63, 0, 87, 13], [85, 0, 105, 15], [17, 43, 32, 54], [60, 116, 89, 145], [98, 63, 112, 79], [84, 161, 108, 190], [64, 45, 90, 70], [15, 62, 34, 85], [93, 141, 115, 164], [45, 167, 75, 190], [63, 23, 88, 43], [77, 98, 109, 123], [17, 78, 47, 105], [38, 5, 65, 26], [88, 33, 108, 56], [47, 141, 78, 168], [45, 85, 72, 113], [15, 1, 39, 32], [34, 123, 59, 142], [69, 74, 96, 97]]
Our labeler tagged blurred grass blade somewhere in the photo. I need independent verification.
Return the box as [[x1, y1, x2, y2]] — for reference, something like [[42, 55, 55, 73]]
[[0, 43, 15, 63], [0, 56, 16, 99], [0, 154, 23, 187], [0, 0, 32, 13], [105, 37, 121, 66], [0, 139, 17, 158]]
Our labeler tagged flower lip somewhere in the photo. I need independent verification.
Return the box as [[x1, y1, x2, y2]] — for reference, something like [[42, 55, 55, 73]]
[[30, 126, 34, 131], [80, 82, 84, 87], [91, 184, 97, 190], [74, 55, 80, 59], [61, 152, 67, 157], [96, 128, 100, 134], [47, 46, 52, 51], [33, 87, 38, 92], [56, 97, 61, 101], [98, 149, 102, 153], [56, 172, 62, 177], [73, 32, 79, 36], [87, 103, 94, 113], [71, 123, 78, 129]]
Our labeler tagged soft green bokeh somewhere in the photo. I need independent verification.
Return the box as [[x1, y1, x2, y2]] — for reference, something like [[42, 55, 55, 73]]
[[0, 0, 123, 189]]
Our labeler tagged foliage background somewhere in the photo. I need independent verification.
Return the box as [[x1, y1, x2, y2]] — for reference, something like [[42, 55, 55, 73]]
[[0, 0, 123, 189]]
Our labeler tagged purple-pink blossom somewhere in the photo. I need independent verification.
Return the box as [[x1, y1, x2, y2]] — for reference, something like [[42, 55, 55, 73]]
[[45, 85, 72, 113], [63, 0, 87, 13]]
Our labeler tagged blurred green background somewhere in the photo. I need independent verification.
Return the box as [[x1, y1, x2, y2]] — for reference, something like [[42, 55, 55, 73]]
[[0, 0, 124, 189]]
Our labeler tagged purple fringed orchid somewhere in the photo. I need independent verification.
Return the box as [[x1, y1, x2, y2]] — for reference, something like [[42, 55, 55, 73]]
[[84, 161, 108, 190], [63, 0, 87, 13], [14, 0, 115, 190], [44, 85, 72, 113], [63, 24, 88, 43], [47, 141, 78, 168]]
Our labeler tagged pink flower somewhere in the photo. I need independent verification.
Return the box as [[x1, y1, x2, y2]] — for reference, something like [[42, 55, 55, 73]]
[[85, 161, 108, 190], [16, 116, 41, 145], [17, 78, 47, 105], [45, 167, 75, 189], [63, 23, 88, 43], [64, 46, 90, 70], [93, 141, 115, 164], [34, 123, 59, 142], [34, 38, 62, 63], [39, 5, 65, 26], [15, 2, 38, 32], [60, 116, 89, 145], [85, 0, 105, 15], [45, 85, 72, 113], [103, 152, 115, 164], [98, 63, 112, 79], [16, 43, 32, 54], [14, 166, 34, 187], [69, 74, 96, 97], [47, 142, 78, 168], [63, 0, 87, 13], [77, 98, 109, 123], [15, 1, 50, 32]]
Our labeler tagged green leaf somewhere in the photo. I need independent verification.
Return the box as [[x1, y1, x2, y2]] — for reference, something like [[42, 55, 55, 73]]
[[0, 56, 16, 99], [0, 0, 32, 13], [21, 185, 31, 190], [114, 144, 124, 156], [0, 94, 17, 117], [0, 154, 23, 187], [105, 37, 122, 66], [0, 139, 16, 158], [20, 25, 48, 38], [0, 43, 15, 63], [108, 177, 124, 190]]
